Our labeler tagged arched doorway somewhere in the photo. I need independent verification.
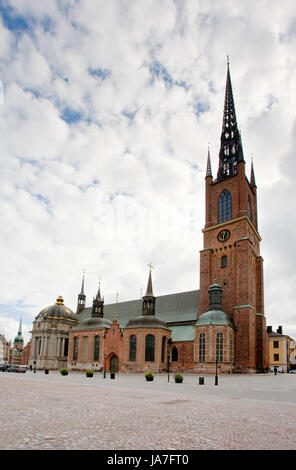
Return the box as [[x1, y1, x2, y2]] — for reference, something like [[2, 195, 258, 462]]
[[110, 355, 119, 372]]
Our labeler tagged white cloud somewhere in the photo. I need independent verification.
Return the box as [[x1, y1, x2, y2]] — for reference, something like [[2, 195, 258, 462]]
[[0, 0, 296, 344]]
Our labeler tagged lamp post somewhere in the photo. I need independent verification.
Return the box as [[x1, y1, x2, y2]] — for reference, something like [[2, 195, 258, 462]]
[[103, 354, 107, 378], [167, 352, 171, 382], [215, 358, 218, 385]]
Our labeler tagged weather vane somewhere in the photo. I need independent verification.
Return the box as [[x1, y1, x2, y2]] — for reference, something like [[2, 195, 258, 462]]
[[148, 261, 154, 270]]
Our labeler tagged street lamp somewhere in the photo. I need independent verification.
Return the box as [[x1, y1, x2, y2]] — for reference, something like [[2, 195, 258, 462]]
[[103, 354, 107, 378], [167, 338, 172, 383], [215, 358, 218, 385]]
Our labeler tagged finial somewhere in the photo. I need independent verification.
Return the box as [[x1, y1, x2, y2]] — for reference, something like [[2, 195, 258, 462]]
[[148, 261, 153, 270], [227, 55, 230, 66]]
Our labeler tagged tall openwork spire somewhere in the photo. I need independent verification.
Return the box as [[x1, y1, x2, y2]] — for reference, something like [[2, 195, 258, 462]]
[[217, 57, 244, 181]]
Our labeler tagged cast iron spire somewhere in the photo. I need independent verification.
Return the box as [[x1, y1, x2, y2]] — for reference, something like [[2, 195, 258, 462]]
[[217, 57, 244, 181]]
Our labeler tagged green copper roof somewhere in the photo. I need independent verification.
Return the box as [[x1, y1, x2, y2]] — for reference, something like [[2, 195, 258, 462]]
[[77, 290, 199, 329], [195, 309, 233, 327]]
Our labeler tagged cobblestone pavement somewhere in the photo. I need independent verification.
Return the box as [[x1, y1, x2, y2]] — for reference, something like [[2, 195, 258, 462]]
[[1, 371, 295, 450]]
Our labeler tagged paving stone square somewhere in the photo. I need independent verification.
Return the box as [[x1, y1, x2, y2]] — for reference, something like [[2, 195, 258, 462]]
[[1, 371, 295, 450]]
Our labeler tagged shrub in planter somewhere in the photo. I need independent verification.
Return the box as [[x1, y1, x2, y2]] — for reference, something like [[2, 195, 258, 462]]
[[60, 368, 68, 376], [86, 370, 94, 377], [145, 372, 154, 381], [174, 374, 183, 383]]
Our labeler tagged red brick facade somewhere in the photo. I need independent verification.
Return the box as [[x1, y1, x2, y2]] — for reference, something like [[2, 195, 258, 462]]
[[66, 65, 269, 375], [198, 161, 269, 372]]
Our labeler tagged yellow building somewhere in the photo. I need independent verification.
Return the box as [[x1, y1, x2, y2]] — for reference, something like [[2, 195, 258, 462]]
[[267, 326, 295, 372]]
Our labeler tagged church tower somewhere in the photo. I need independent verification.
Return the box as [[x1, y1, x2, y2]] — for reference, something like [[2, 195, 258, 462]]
[[198, 60, 268, 372]]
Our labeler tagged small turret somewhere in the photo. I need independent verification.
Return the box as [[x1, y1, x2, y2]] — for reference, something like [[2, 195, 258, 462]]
[[142, 265, 156, 316], [76, 272, 86, 314], [92, 280, 104, 318], [206, 145, 212, 178], [250, 159, 257, 188]]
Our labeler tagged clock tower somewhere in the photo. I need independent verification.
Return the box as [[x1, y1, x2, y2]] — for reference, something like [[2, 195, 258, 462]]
[[198, 61, 268, 372]]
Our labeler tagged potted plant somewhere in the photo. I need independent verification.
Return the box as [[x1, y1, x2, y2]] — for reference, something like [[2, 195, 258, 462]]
[[174, 373, 183, 383], [60, 368, 68, 376], [86, 370, 94, 378], [145, 372, 154, 382]]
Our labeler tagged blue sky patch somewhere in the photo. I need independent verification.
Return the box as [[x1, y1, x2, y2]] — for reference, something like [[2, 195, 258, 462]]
[[89, 67, 111, 80], [0, 3, 31, 33], [149, 59, 189, 91], [61, 107, 83, 124]]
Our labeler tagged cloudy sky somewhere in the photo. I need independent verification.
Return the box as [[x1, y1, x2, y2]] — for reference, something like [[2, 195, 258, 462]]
[[0, 0, 296, 346]]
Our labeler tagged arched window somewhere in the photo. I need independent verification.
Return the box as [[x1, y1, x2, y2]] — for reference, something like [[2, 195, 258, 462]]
[[145, 335, 155, 362], [218, 190, 232, 223], [161, 336, 166, 363], [199, 333, 205, 362], [93, 335, 100, 361], [73, 337, 78, 361], [216, 332, 223, 362], [248, 196, 252, 222], [129, 335, 137, 362], [221, 255, 227, 268], [172, 346, 178, 362]]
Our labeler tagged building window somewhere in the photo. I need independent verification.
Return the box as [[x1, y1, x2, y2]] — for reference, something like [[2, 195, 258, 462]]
[[145, 335, 155, 362], [274, 354, 279, 361], [216, 332, 223, 362], [64, 338, 69, 357], [221, 255, 227, 268], [248, 196, 252, 222], [172, 346, 178, 362], [93, 335, 100, 361], [161, 336, 166, 363], [73, 337, 78, 361], [273, 341, 279, 349], [199, 333, 205, 362], [218, 190, 232, 223], [129, 335, 137, 362]]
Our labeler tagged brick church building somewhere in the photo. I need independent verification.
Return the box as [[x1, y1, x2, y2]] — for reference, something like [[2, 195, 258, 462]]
[[65, 61, 269, 375], [28, 62, 269, 374]]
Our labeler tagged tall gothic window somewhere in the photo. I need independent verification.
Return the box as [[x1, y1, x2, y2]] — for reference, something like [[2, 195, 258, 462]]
[[93, 335, 100, 361], [129, 335, 137, 362], [248, 196, 252, 222], [216, 332, 223, 362], [172, 346, 178, 362], [73, 337, 78, 361], [199, 333, 205, 362], [145, 335, 155, 362], [161, 336, 166, 363], [218, 190, 232, 223], [221, 255, 227, 268]]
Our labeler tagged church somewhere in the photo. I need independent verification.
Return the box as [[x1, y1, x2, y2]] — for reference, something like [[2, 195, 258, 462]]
[[29, 62, 269, 374]]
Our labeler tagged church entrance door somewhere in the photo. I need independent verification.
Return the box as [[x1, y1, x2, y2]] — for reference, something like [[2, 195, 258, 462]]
[[110, 355, 119, 372]]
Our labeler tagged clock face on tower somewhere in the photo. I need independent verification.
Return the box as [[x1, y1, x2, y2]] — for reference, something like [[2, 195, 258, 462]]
[[217, 229, 231, 242]]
